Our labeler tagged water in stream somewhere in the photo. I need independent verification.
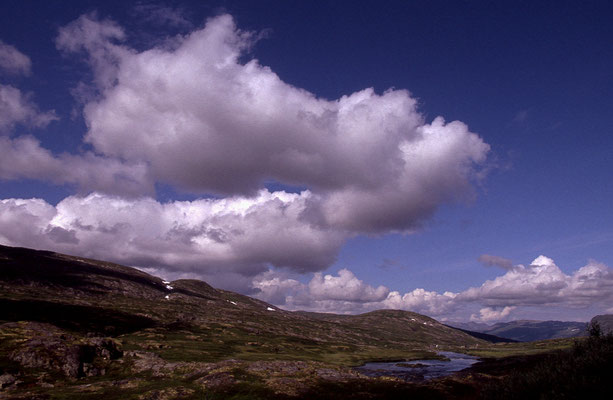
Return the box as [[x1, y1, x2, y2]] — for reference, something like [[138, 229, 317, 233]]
[[355, 351, 479, 382]]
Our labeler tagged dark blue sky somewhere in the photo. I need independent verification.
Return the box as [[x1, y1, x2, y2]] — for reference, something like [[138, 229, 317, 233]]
[[1, 1, 612, 321]]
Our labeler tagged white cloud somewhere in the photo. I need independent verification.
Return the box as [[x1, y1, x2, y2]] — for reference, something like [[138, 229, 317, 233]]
[[253, 269, 390, 313], [458, 255, 613, 315], [2, 13, 490, 243], [0, 191, 344, 280], [56, 13, 129, 92], [253, 256, 613, 320], [0, 136, 152, 196], [470, 306, 516, 323], [252, 271, 304, 305], [253, 268, 458, 316], [460, 256, 574, 306], [382, 288, 458, 316], [564, 260, 613, 307], [0, 198, 57, 249], [2, 186, 610, 321], [0, 40, 31, 75], [307, 269, 389, 302], [0, 85, 57, 132], [52, 13, 489, 234], [0, 37, 145, 194]]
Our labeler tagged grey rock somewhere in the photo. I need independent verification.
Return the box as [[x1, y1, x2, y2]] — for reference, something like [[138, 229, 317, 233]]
[[5, 322, 122, 378], [0, 373, 17, 389]]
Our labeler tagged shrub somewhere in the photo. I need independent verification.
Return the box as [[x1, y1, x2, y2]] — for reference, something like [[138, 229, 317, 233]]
[[480, 334, 613, 399]]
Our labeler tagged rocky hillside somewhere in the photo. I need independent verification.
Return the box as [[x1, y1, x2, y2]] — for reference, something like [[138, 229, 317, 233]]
[[0, 244, 486, 399], [591, 314, 613, 335]]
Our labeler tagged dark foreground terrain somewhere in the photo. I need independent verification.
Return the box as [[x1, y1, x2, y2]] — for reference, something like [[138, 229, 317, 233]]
[[1, 244, 611, 399]]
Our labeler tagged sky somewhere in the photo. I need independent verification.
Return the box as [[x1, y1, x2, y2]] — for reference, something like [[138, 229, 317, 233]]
[[1, 0, 612, 323]]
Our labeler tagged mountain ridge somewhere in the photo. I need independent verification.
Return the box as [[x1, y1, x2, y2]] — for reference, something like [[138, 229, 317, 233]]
[[0, 244, 485, 358], [449, 319, 588, 342]]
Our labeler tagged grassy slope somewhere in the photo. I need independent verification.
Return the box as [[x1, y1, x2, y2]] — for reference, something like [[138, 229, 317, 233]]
[[0, 244, 485, 365]]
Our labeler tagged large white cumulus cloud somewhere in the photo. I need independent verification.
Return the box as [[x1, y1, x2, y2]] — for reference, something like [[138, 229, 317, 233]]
[[457, 255, 613, 308], [57, 13, 489, 234], [307, 269, 389, 302], [253, 269, 392, 314], [0, 191, 343, 278], [470, 306, 516, 323], [2, 14, 491, 296]]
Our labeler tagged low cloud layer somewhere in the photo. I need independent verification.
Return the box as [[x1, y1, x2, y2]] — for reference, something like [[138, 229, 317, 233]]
[[0, 191, 344, 280], [458, 255, 613, 309], [254, 256, 613, 321]]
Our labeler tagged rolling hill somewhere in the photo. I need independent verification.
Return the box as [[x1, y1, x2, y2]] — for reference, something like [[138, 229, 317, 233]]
[[0, 244, 486, 399]]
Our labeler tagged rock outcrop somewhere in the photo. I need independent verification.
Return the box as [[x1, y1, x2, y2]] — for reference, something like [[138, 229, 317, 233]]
[[3, 321, 122, 378]]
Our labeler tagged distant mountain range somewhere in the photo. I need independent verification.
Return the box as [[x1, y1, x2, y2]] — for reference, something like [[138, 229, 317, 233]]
[[450, 320, 588, 342]]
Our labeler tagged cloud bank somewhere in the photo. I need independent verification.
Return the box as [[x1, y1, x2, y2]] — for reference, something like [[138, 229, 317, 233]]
[[0, 191, 343, 280], [254, 256, 613, 321]]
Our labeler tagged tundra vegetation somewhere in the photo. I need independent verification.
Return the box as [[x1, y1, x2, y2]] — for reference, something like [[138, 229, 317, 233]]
[[0, 245, 610, 399]]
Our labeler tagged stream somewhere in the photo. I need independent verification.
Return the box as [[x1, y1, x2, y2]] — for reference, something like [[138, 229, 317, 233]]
[[354, 351, 479, 382]]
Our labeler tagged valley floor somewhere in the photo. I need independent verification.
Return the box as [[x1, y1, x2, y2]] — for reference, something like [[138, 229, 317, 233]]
[[3, 323, 608, 400]]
